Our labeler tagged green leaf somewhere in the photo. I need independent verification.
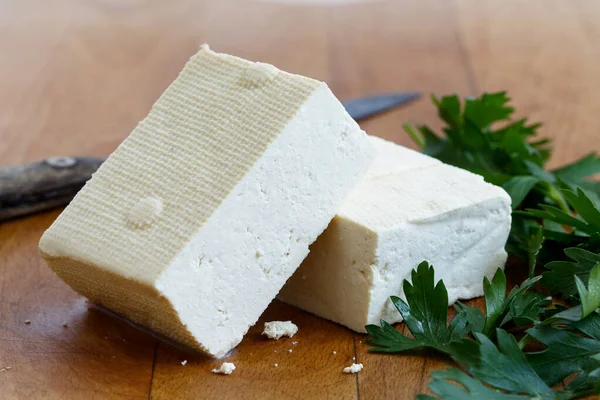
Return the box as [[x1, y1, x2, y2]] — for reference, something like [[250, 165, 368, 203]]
[[572, 311, 600, 340], [483, 268, 508, 335], [543, 248, 600, 298], [562, 188, 600, 231], [542, 305, 600, 340], [505, 291, 548, 326], [527, 227, 544, 278], [553, 153, 600, 182], [422, 332, 596, 400], [565, 366, 600, 397], [419, 367, 528, 400], [482, 268, 541, 336], [517, 205, 591, 235], [452, 330, 556, 398], [576, 263, 600, 318], [365, 262, 470, 355], [502, 176, 540, 210], [524, 160, 556, 182], [364, 320, 425, 353], [463, 92, 513, 129], [526, 325, 600, 386], [454, 301, 486, 334], [433, 94, 462, 140]]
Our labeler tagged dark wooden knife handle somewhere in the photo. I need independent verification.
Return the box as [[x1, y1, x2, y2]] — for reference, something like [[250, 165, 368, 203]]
[[0, 157, 104, 222]]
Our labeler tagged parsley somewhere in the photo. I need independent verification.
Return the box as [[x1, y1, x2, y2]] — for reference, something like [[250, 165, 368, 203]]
[[365, 92, 600, 399], [543, 248, 600, 299], [452, 330, 557, 399], [365, 262, 471, 356], [577, 263, 600, 318], [526, 325, 600, 386]]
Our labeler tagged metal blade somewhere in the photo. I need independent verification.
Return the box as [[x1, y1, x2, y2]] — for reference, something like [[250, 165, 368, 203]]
[[343, 91, 420, 121]]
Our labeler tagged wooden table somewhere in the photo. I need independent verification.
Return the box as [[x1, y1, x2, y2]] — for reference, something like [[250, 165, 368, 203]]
[[1, 0, 599, 399]]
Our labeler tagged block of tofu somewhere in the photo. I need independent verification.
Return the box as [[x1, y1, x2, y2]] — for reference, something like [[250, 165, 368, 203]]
[[39, 45, 374, 357], [279, 136, 511, 332]]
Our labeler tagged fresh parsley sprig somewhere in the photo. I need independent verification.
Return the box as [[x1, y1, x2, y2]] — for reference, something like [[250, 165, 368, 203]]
[[367, 263, 600, 399], [365, 262, 472, 356], [366, 92, 600, 399]]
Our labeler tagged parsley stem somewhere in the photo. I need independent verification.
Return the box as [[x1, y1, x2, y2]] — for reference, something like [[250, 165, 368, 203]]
[[518, 333, 532, 350], [546, 185, 571, 214], [403, 123, 425, 149]]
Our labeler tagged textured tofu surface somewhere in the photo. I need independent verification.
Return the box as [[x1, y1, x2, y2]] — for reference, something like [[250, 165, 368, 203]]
[[39, 45, 374, 357], [279, 136, 511, 332]]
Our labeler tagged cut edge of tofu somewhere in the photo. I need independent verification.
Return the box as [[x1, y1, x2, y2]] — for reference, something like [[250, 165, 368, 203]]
[[153, 83, 374, 357], [369, 193, 510, 327], [280, 148, 511, 333]]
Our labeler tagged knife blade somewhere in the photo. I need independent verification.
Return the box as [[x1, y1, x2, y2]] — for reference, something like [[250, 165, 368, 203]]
[[0, 92, 419, 222], [343, 91, 420, 121]]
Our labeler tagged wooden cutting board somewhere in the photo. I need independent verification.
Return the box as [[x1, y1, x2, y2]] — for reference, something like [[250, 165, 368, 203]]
[[1, 0, 600, 398]]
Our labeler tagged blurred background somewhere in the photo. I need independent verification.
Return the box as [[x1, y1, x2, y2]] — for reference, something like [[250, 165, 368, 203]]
[[2, 0, 599, 169]]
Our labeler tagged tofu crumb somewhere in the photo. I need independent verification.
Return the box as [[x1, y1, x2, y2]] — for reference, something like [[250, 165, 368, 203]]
[[262, 321, 298, 340], [333, 351, 337, 355], [352, 356, 356, 361], [181, 360, 187, 366], [5, 366, 11, 370], [292, 341, 298, 345], [211, 362, 236, 375], [288, 349, 293, 353], [343, 363, 363, 374], [24, 320, 31, 325], [274, 363, 278, 367]]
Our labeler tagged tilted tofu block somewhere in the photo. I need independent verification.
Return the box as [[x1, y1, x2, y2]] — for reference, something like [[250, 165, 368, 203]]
[[39, 45, 374, 357], [279, 136, 511, 332]]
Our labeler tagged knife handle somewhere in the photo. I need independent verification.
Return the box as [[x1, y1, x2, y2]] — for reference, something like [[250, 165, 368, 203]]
[[0, 157, 104, 222]]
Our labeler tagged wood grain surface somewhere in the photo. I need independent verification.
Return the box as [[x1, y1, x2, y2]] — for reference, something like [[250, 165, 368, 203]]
[[1, 0, 599, 399]]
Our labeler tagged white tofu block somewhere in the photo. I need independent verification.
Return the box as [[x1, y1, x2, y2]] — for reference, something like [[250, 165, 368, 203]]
[[279, 136, 511, 332], [39, 45, 374, 357]]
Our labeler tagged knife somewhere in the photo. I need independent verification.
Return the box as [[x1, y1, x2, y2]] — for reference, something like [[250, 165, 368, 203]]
[[0, 92, 419, 222]]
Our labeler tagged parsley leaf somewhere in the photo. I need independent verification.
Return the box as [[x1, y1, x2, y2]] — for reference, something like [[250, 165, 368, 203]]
[[417, 367, 528, 400], [365, 261, 470, 355], [553, 153, 600, 186], [565, 366, 600, 397], [543, 248, 600, 298], [480, 268, 542, 336], [576, 262, 600, 318], [505, 291, 549, 327], [502, 176, 540, 210], [527, 227, 545, 277], [526, 325, 600, 386], [421, 332, 598, 400], [518, 188, 600, 237], [452, 330, 557, 399]]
